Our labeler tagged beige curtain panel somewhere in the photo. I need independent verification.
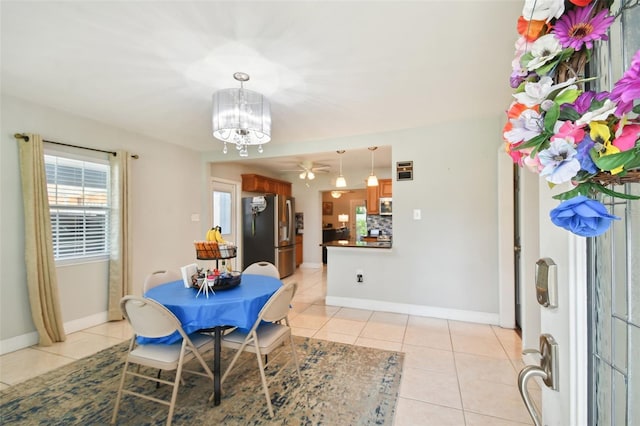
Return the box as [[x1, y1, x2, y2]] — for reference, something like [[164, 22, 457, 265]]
[[17, 133, 66, 346], [108, 150, 132, 321]]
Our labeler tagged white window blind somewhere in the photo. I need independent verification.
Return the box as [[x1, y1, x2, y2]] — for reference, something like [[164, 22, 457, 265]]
[[44, 154, 111, 260]]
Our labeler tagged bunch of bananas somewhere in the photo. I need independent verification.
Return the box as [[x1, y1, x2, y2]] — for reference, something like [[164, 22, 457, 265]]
[[206, 226, 226, 244]]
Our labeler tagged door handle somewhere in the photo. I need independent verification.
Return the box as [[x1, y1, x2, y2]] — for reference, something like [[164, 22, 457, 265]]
[[518, 334, 558, 426]]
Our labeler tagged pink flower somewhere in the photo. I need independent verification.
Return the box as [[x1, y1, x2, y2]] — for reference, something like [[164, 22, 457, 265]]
[[554, 7, 615, 51], [551, 121, 586, 144], [610, 49, 640, 116], [507, 141, 527, 165], [523, 153, 543, 174], [613, 123, 640, 152]]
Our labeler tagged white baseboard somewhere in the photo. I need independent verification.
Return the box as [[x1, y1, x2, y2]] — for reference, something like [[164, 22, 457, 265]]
[[63, 311, 108, 334], [0, 311, 108, 355], [300, 262, 323, 269], [325, 296, 500, 325], [0, 331, 39, 355]]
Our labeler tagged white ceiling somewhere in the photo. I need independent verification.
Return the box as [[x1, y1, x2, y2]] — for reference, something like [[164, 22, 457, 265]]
[[1, 1, 521, 175]]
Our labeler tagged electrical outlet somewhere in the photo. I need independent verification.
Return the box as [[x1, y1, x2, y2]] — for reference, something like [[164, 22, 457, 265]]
[[356, 269, 364, 283]]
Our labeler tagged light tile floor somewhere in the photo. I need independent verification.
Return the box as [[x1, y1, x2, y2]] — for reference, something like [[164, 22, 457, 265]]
[[0, 266, 540, 425]]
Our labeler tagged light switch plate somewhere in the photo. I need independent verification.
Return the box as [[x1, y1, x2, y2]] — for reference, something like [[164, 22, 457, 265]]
[[413, 209, 421, 220], [191, 213, 200, 222]]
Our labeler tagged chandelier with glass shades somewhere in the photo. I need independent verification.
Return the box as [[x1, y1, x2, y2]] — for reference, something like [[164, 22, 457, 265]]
[[212, 72, 271, 157]]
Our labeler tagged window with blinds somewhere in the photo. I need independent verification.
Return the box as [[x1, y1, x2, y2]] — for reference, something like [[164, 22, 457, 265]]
[[44, 154, 110, 260]]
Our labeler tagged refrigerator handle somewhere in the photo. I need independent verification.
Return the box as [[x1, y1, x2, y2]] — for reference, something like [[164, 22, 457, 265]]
[[286, 199, 292, 242]]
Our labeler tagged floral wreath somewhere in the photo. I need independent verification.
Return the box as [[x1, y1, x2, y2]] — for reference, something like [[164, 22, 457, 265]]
[[503, 0, 640, 237]]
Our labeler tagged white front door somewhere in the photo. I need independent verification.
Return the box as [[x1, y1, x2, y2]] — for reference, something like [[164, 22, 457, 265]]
[[518, 184, 588, 426]]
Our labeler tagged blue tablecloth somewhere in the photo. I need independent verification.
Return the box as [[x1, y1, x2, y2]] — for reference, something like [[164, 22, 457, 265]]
[[141, 274, 282, 344]]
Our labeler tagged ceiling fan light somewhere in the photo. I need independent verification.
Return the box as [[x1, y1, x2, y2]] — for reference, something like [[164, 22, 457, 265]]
[[331, 191, 342, 198], [299, 171, 307, 180], [307, 171, 315, 180]]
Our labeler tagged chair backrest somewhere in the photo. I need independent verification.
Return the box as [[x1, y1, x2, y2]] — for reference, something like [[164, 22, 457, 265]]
[[143, 270, 181, 293], [258, 282, 297, 324], [243, 262, 280, 279], [120, 295, 186, 340]]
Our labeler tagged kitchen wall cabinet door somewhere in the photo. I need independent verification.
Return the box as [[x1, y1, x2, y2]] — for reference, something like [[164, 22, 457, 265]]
[[379, 179, 392, 197], [241, 174, 292, 196], [367, 185, 379, 214]]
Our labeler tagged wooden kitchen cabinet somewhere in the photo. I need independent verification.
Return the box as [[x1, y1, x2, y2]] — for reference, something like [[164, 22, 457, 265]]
[[241, 174, 292, 196], [366, 184, 379, 214], [366, 178, 392, 214], [295, 234, 303, 267], [379, 179, 392, 197]]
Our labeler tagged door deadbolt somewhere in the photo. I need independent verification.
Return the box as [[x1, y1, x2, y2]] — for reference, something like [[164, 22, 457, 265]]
[[535, 258, 558, 308]]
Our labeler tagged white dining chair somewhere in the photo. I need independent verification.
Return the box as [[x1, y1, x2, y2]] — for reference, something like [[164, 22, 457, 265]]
[[112, 296, 214, 426], [143, 270, 181, 294], [216, 282, 301, 417], [242, 261, 280, 279]]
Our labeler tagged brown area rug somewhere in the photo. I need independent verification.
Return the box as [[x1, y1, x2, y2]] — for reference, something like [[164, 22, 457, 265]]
[[0, 336, 403, 425]]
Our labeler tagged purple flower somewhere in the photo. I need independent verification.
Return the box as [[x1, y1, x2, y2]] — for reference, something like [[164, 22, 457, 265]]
[[610, 49, 640, 116], [510, 69, 530, 88], [554, 7, 615, 51], [550, 196, 619, 237], [575, 136, 597, 174], [571, 91, 606, 115], [572, 92, 592, 114]]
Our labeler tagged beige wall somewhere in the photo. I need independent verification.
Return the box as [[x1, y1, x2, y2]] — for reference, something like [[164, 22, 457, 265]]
[[321, 190, 366, 228], [1, 95, 203, 352], [2, 95, 510, 352]]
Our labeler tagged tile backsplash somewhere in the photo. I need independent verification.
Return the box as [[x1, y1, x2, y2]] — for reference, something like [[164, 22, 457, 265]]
[[366, 215, 393, 236]]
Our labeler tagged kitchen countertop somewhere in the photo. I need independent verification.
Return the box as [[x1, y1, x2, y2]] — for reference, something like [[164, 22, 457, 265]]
[[321, 239, 392, 249]]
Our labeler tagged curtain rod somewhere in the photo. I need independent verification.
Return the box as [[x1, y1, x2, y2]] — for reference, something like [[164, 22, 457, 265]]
[[14, 133, 139, 159]]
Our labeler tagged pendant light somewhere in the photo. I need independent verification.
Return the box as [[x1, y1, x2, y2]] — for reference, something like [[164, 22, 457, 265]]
[[212, 72, 271, 157], [335, 150, 347, 188], [367, 146, 379, 187]]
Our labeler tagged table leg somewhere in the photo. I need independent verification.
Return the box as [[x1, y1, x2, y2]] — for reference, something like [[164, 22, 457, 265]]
[[213, 327, 221, 406]]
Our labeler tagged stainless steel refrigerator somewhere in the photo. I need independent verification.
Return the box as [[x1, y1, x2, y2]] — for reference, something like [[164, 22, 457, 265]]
[[242, 194, 295, 278]]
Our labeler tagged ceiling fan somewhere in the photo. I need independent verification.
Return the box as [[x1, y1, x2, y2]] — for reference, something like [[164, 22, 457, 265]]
[[330, 190, 354, 198], [281, 160, 331, 180]]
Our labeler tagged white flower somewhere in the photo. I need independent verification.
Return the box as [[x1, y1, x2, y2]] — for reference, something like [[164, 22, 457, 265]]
[[538, 138, 581, 184], [513, 76, 576, 107], [526, 34, 563, 71], [541, 99, 556, 111], [522, 0, 565, 22], [576, 99, 618, 125], [504, 109, 544, 143]]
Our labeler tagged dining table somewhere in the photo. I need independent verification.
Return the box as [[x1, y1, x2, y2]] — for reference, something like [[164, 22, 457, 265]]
[[143, 274, 282, 406]]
